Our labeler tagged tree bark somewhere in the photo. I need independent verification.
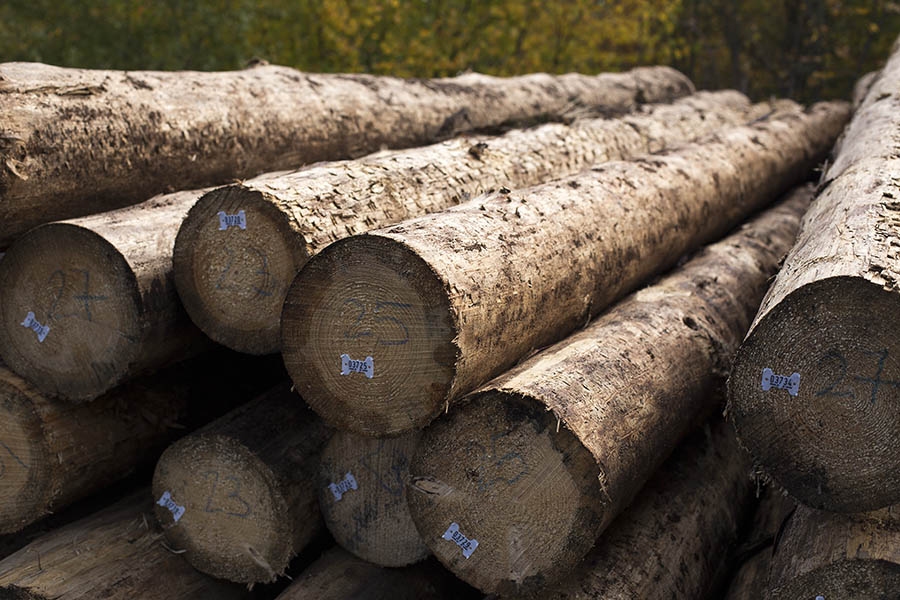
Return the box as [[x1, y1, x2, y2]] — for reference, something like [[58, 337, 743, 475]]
[[520, 421, 755, 600], [727, 38, 900, 513], [721, 489, 795, 600], [151, 384, 332, 585], [282, 101, 850, 437], [852, 70, 878, 111], [318, 430, 429, 567], [767, 505, 900, 599], [0, 189, 211, 400], [275, 548, 457, 600], [0, 491, 249, 600], [404, 189, 812, 595], [0, 352, 283, 535], [175, 90, 755, 355], [0, 62, 693, 248]]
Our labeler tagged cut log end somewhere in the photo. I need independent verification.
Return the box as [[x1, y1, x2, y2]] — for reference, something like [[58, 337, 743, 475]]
[[173, 186, 308, 355], [0, 223, 142, 400], [151, 434, 295, 584], [282, 235, 457, 436], [0, 376, 50, 534], [406, 393, 603, 595], [729, 276, 900, 512], [770, 559, 900, 599], [318, 430, 429, 567]]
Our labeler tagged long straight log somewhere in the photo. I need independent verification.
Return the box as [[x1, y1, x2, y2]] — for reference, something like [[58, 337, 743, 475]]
[[519, 421, 755, 600], [0, 190, 210, 400], [318, 430, 428, 567], [174, 91, 756, 355], [721, 489, 795, 600], [282, 102, 850, 437], [0, 62, 693, 248], [766, 504, 900, 598], [727, 39, 900, 513], [0, 352, 282, 535], [151, 384, 331, 585], [0, 491, 249, 600], [275, 548, 460, 600], [404, 189, 812, 595]]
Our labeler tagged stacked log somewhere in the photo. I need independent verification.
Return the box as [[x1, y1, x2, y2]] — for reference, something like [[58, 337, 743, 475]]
[[281, 102, 850, 436], [174, 90, 755, 355], [151, 384, 331, 584], [318, 430, 429, 566], [0, 190, 210, 400], [404, 189, 812, 594], [523, 421, 755, 600], [0, 491, 249, 600], [727, 37, 900, 513], [721, 490, 796, 600], [766, 505, 900, 598], [0, 352, 282, 535], [275, 548, 460, 600], [0, 62, 692, 247]]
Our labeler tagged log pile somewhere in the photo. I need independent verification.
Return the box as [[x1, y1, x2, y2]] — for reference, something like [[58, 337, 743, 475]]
[[3, 44, 896, 599]]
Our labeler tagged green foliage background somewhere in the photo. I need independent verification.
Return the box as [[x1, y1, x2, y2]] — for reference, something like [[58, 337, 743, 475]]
[[1, 0, 896, 102]]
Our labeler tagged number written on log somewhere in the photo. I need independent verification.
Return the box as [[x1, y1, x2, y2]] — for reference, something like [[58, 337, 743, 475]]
[[0, 441, 28, 480], [203, 471, 252, 518], [464, 428, 528, 493], [342, 299, 411, 345], [215, 246, 275, 298], [358, 441, 407, 497], [46, 269, 108, 322], [815, 348, 900, 404]]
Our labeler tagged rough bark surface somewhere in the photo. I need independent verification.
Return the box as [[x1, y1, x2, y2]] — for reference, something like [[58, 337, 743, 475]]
[[151, 384, 332, 585], [318, 430, 429, 567], [0, 189, 210, 400], [721, 489, 796, 600], [728, 39, 900, 513], [0, 352, 284, 535], [0, 492, 248, 600], [522, 421, 754, 600], [767, 504, 900, 599], [175, 91, 755, 354], [0, 62, 693, 247], [275, 548, 454, 600], [405, 189, 812, 595], [282, 102, 850, 436]]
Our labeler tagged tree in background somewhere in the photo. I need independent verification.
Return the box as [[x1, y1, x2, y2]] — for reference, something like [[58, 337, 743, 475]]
[[0, 0, 896, 102]]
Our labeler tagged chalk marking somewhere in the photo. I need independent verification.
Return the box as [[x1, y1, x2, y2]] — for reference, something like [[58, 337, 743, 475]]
[[217, 210, 247, 231], [341, 354, 373, 379], [442, 522, 478, 559], [761, 368, 799, 396], [20, 312, 49, 342], [157, 491, 186, 522], [328, 472, 359, 501]]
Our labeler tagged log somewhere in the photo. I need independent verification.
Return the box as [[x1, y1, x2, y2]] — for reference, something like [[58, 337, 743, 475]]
[[282, 101, 850, 436], [0, 63, 693, 248], [174, 91, 755, 355], [518, 421, 755, 599], [275, 548, 459, 600], [0, 352, 283, 535], [766, 504, 900, 598], [852, 70, 878, 111], [727, 39, 900, 513], [721, 490, 795, 600], [151, 383, 331, 585], [404, 189, 813, 594], [318, 430, 428, 567], [0, 491, 248, 600], [0, 189, 211, 400]]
